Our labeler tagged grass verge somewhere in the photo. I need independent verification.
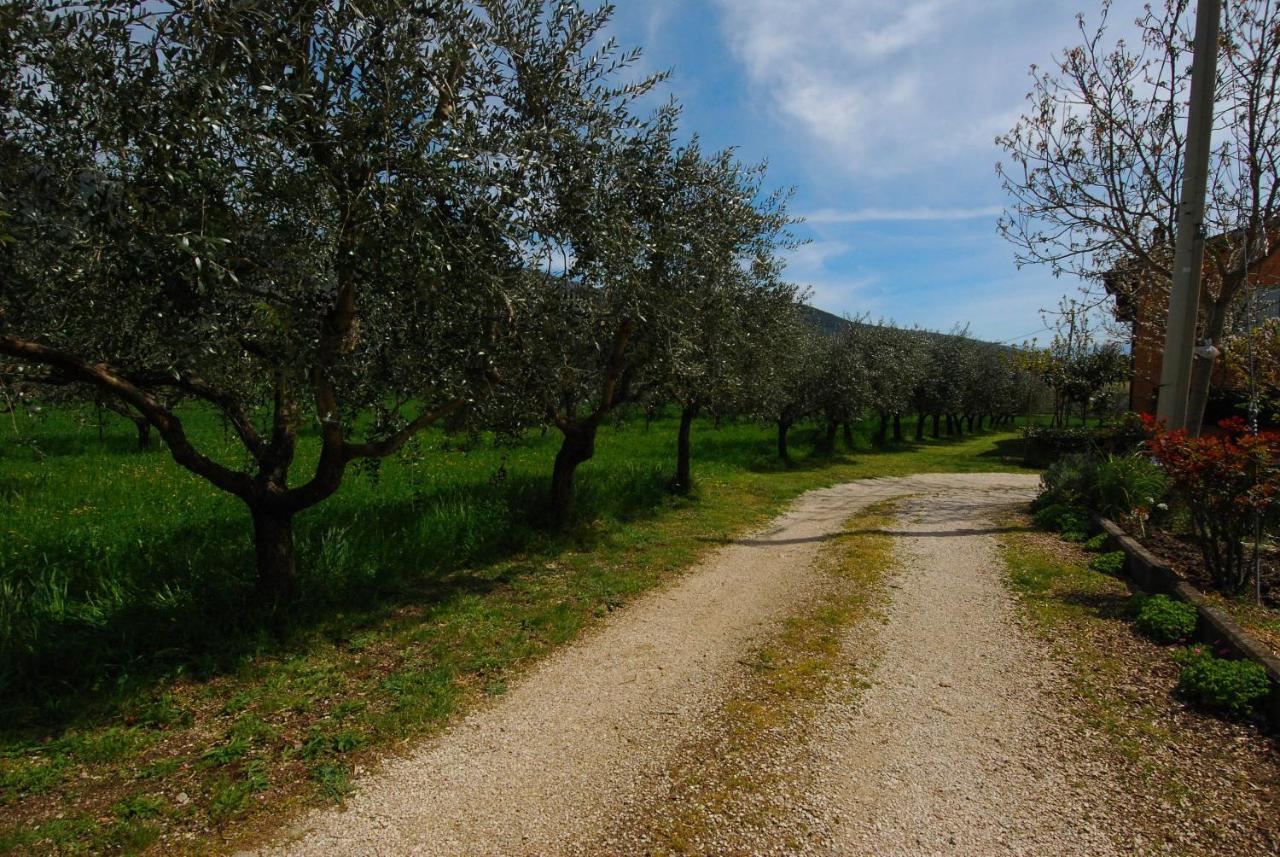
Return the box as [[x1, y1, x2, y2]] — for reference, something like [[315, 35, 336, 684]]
[[0, 410, 1023, 854], [1000, 524, 1280, 856]]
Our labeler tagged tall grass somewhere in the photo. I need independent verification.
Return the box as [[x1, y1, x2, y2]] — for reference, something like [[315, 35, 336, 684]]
[[0, 405, 831, 719]]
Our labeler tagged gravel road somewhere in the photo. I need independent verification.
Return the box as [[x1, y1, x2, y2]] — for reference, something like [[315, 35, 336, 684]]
[[812, 488, 1122, 855], [247, 472, 1096, 856]]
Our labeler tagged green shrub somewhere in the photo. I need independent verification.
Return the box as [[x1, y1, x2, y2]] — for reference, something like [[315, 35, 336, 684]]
[[1083, 532, 1109, 552], [1033, 454, 1098, 511], [1023, 417, 1147, 468], [1094, 453, 1167, 521], [1174, 647, 1271, 717], [1132, 594, 1197, 643], [1032, 502, 1092, 538], [1088, 551, 1126, 575]]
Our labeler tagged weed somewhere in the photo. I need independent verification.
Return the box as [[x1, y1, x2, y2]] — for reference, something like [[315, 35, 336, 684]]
[[1174, 647, 1270, 717], [310, 761, 353, 801], [112, 793, 166, 820], [1088, 551, 1127, 575], [1132, 594, 1198, 644], [200, 735, 250, 768]]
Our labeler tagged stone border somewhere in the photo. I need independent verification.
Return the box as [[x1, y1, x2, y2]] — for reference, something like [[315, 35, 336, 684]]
[[1095, 517, 1280, 721]]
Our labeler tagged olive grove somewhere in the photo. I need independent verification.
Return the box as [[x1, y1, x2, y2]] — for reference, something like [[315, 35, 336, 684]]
[[1, 0, 1046, 603]]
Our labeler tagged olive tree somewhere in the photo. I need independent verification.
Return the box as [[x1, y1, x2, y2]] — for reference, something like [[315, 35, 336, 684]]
[[509, 121, 661, 521], [809, 320, 870, 452], [858, 322, 928, 444], [910, 328, 972, 439], [747, 311, 827, 465], [0, 0, 638, 596], [652, 145, 799, 492]]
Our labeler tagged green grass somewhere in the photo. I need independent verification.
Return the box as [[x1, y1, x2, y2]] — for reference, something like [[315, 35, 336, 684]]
[[0, 405, 1030, 854], [1000, 530, 1181, 764]]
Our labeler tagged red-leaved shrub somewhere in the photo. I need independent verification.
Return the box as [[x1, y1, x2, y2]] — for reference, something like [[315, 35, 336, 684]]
[[1143, 415, 1280, 593]]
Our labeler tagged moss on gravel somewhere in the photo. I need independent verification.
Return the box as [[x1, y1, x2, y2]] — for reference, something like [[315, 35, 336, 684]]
[[624, 500, 898, 855]]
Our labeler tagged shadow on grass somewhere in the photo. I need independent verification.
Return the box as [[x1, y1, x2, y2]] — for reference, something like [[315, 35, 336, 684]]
[[0, 418, 1031, 736], [1058, 587, 1133, 621], [0, 464, 680, 735]]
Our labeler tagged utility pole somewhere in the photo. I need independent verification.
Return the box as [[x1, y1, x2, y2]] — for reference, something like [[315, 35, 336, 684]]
[[1156, 0, 1222, 431]]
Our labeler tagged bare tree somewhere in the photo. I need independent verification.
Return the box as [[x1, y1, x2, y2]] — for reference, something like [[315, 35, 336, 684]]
[[997, 0, 1280, 431]]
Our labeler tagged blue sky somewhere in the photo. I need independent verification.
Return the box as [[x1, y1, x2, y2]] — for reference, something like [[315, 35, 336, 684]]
[[605, 0, 1147, 343]]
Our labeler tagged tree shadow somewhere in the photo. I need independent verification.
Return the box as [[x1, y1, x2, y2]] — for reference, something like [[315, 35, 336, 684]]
[[698, 523, 1033, 548], [0, 463, 685, 734], [975, 436, 1035, 468], [1057, 587, 1133, 621]]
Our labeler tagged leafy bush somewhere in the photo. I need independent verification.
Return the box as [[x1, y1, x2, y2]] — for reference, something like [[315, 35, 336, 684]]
[[1094, 453, 1167, 523], [1144, 416, 1280, 593], [1022, 415, 1148, 467], [1032, 502, 1093, 540], [1023, 426, 1095, 466], [1083, 532, 1109, 552], [1174, 646, 1271, 717], [1132, 594, 1197, 643], [1088, 551, 1126, 575], [1033, 453, 1098, 510]]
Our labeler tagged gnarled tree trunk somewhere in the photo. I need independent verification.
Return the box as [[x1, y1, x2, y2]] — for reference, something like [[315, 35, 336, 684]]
[[777, 419, 793, 464], [823, 418, 838, 453], [550, 422, 598, 524], [249, 501, 298, 603]]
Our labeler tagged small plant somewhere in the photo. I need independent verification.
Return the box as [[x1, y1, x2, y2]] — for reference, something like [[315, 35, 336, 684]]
[[1094, 453, 1167, 523], [1032, 502, 1092, 539], [1132, 594, 1197, 643], [1088, 551, 1126, 575], [1174, 646, 1270, 717], [310, 761, 353, 801], [1082, 532, 1109, 552], [1033, 453, 1099, 509]]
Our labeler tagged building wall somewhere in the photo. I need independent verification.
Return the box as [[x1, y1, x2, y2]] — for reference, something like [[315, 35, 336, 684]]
[[1126, 253, 1280, 415]]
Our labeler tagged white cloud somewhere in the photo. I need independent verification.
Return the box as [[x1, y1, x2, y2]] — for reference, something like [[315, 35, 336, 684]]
[[712, 0, 1142, 179], [806, 276, 881, 313], [785, 238, 851, 272], [804, 205, 1004, 224]]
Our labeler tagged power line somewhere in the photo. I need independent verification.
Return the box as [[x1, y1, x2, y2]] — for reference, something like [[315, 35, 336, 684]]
[[998, 326, 1052, 345]]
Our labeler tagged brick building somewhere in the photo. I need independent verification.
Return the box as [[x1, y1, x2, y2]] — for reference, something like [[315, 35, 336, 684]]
[[1105, 246, 1280, 415]]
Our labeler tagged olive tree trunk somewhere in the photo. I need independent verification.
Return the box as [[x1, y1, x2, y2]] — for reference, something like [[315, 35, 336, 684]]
[[549, 422, 598, 524], [249, 502, 298, 602], [673, 404, 698, 494]]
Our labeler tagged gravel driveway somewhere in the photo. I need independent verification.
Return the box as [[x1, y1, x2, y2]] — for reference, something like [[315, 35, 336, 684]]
[[247, 472, 1089, 856]]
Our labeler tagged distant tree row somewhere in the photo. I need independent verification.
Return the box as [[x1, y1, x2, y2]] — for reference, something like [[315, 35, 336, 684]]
[[758, 320, 1043, 463], [0, 1, 1043, 600]]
